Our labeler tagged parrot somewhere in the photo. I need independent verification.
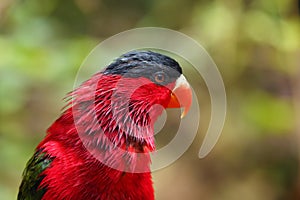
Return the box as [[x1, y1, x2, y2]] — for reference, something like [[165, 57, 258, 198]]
[[18, 51, 192, 200]]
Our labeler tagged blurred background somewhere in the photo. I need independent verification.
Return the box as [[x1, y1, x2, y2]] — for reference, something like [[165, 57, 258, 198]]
[[0, 0, 299, 199]]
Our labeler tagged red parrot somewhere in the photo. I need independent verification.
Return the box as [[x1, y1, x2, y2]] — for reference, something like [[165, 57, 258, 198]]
[[18, 51, 192, 200]]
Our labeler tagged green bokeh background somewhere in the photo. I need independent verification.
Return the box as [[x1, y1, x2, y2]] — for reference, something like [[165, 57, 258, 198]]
[[0, 0, 299, 199]]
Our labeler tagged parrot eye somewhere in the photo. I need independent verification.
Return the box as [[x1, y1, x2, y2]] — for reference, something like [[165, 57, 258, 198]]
[[153, 72, 167, 84]]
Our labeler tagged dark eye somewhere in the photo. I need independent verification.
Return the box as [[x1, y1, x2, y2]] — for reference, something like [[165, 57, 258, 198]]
[[154, 72, 167, 84]]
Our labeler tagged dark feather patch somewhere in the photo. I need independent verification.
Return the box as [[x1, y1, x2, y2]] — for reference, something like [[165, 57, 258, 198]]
[[18, 150, 53, 200], [103, 51, 182, 85]]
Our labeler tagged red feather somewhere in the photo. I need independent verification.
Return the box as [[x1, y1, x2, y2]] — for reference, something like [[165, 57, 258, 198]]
[[36, 72, 175, 199]]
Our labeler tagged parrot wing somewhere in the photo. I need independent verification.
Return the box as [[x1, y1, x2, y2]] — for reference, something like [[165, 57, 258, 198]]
[[18, 150, 53, 200]]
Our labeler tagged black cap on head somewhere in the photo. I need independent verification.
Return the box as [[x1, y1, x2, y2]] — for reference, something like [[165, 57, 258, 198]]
[[103, 51, 182, 85], [104, 51, 182, 75]]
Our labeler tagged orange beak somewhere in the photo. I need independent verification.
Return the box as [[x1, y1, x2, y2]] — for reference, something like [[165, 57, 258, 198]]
[[167, 75, 192, 118]]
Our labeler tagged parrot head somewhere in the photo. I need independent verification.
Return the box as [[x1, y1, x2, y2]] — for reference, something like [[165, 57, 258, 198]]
[[103, 51, 192, 120], [71, 51, 192, 171]]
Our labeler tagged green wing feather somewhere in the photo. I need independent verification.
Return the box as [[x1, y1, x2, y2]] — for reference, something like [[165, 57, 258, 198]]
[[17, 150, 53, 200]]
